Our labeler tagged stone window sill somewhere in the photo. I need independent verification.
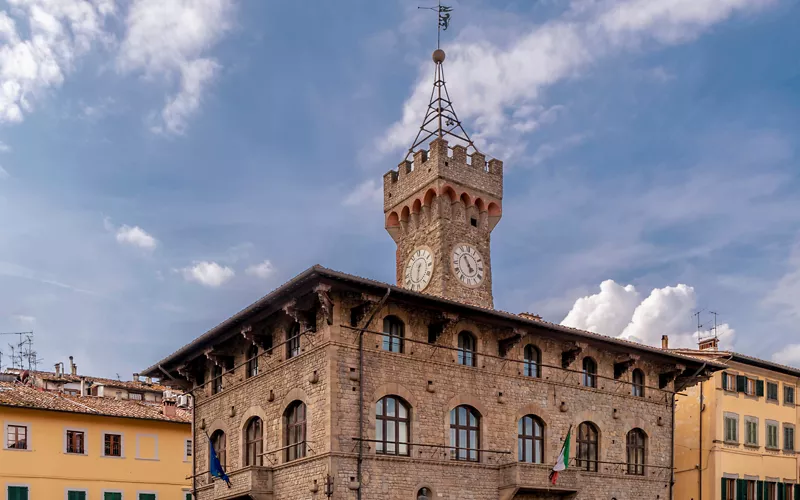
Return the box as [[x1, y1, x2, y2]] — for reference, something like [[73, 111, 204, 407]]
[[765, 446, 780, 452], [744, 443, 759, 449], [723, 441, 740, 446]]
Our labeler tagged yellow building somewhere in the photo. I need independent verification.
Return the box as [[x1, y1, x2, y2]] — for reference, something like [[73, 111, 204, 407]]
[[0, 371, 192, 500], [672, 338, 800, 500]]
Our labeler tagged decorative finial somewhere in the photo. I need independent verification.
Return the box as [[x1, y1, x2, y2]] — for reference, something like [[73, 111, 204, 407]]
[[432, 48, 445, 64]]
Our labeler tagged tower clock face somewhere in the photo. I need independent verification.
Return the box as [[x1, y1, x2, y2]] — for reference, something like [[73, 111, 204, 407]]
[[404, 247, 434, 292], [452, 244, 485, 287]]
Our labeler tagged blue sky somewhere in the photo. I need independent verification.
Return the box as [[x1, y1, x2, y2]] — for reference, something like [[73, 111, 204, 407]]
[[1, 0, 800, 378]]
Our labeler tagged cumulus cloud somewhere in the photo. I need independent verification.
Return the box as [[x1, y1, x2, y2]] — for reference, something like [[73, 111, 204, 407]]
[[561, 280, 640, 336], [181, 261, 234, 287], [118, 0, 234, 135], [343, 179, 383, 207], [115, 225, 158, 250], [0, 1, 114, 124], [562, 280, 736, 349], [380, 0, 774, 157], [245, 260, 275, 279], [773, 344, 800, 368]]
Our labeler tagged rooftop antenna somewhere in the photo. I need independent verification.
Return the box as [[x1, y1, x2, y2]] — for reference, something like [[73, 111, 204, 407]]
[[408, 2, 479, 160], [709, 311, 719, 340]]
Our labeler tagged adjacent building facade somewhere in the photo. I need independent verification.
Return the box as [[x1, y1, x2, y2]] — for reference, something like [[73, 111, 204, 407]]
[[0, 368, 192, 500], [672, 340, 800, 500]]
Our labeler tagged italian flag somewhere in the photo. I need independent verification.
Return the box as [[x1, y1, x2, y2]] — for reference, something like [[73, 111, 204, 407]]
[[549, 426, 572, 485]]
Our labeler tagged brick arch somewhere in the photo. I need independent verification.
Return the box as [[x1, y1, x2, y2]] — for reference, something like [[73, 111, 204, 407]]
[[474, 198, 486, 212], [570, 412, 606, 464], [280, 387, 309, 414], [387, 211, 399, 227], [411, 198, 422, 214], [204, 419, 229, 472], [441, 185, 457, 202], [459, 192, 472, 207], [423, 188, 437, 207], [279, 389, 311, 465], [488, 202, 501, 217], [400, 205, 410, 223], [449, 320, 484, 364], [412, 483, 438, 500]]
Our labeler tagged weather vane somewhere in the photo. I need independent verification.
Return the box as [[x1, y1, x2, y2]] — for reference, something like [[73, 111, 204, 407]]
[[418, 0, 453, 49]]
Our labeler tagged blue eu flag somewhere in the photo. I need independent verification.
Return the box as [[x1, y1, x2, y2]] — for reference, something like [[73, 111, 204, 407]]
[[208, 434, 231, 487]]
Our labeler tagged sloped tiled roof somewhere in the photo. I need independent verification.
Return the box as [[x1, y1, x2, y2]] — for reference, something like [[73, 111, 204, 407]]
[[0, 381, 190, 424], [672, 349, 800, 378], [13, 369, 168, 392]]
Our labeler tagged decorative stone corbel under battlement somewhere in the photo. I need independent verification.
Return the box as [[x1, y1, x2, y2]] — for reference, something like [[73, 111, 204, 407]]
[[613, 354, 640, 379], [498, 328, 525, 358], [204, 349, 226, 368], [659, 364, 686, 389], [427, 312, 459, 344], [241, 324, 273, 351], [349, 293, 383, 328], [176, 364, 196, 384], [283, 298, 317, 333], [561, 341, 588, 369]]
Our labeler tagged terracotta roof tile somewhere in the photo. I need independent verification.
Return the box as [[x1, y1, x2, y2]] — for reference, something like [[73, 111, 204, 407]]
[[0, 381, 191, 424]]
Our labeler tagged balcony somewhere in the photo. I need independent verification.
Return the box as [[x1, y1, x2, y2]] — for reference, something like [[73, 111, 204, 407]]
[[499, 463, 578, 499], [198, 466, 274, 500]]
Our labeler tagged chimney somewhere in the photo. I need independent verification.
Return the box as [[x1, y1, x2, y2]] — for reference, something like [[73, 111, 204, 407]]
[[163, 400, 177, 418], [133, 373, 140, 383], [79, 376, 86, 397], [145, 376, 152, 385], [54, 363, 61, 377], [69, 356, 76, 376], [698, 336, 719, 352], [661, 335, 669, 349]]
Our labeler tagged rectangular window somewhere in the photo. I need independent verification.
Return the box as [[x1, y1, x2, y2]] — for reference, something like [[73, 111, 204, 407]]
[[67, 491, 87, 500], [747, 480, 757, 500], [6, 424, 28, 450], [766, 422, 779, 449], [767, 382, 779, 401], [745, 378, 756, 396], [724, 414, 739, 443], [786, 484, 794, 499], [723, 478, 735, 500], [128, 392, 143, 401], [785, 386, 795, 405], [784, 424, 795, 451], [724, 373, 736, 391], [104, 433, 122, 457], [211, 365, 223, 395], [766, 482, 776, 500], [745, 418, 759, 446], [66, 430, 85, 454], [185, 438, 193, 458], [7, 486, 29, 500], [103, 493, 122, 500], [138, 494, 156, 500]]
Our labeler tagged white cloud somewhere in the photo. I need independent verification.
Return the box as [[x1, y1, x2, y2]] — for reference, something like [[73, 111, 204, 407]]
[[118, 0, 234, 135], [343, 179, 383, 207], [380, 0, 773, 157], [0, 140, 9, 152], [246, 260, 275, 279], [561, 280, 641, 336], [181, 261, 234, 287], [0, 1, 114, 124], [115, 225, 157, 250], [562, 280, 736, 349], [12, 314, 36, 325], [773, 344, 800, 368]]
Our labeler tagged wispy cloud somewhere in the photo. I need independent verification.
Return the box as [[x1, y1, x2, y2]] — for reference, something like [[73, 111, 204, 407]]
[[0, 141, 10, 152], [245, 260, 275, 279], [117, 0, 235, 135], [115, 225, 158, 250], [343, 179, 382, 207]]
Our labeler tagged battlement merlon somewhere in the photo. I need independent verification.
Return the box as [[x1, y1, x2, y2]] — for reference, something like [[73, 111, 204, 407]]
[[383, 138, 503, 213]]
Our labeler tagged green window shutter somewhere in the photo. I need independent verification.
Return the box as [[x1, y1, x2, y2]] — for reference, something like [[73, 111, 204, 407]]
[[737, 375, 747, 392], [738, 479, 747, 500], [722, 373, 729, 390], [139, 494, 157, 500], [757, 380, 765, 397], [8, 487, 29, 500], [104, 493, 122, 500], [186, 494, 192, 500], [758, 481, 765, 500], [722, 477, 728, 499], [67, 492, 86, 500], [795, 483, 800, 500], [779, 483, 785, 500]]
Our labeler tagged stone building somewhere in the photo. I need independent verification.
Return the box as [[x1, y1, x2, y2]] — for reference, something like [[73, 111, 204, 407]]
[[142, 49, 719, 500]]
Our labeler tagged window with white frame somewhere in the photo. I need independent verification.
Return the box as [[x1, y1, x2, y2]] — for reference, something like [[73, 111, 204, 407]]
[[744, 417, 758, 446], [766, 421, 779, 449], [724, 413, 739, 443], [184, 438, 193, 461], [5, 423, 30, 450], [784, 424, 795, 452]]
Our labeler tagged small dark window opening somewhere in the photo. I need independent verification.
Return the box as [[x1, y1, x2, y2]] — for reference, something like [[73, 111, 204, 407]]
[[470, 217, 478, 227], [428, 323, 443, 344]]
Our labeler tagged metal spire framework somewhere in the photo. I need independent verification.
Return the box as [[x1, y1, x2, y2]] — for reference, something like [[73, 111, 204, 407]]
[[407, 3, 479, 161]]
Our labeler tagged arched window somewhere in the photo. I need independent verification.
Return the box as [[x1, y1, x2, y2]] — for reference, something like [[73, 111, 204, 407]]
[[210, 430, 226, 470], [375, 396, 410, 456], [576, 422, 599, 472], [211, 365, 223, 394], [284, 401, 306, 462], [417, 487, 432, 500], [286, 322, 301, 359], [450, 405, 480, 462], [582, 357, 597, 388], [523, 344, 541, 378], [518, 415, 544, 463], [631, 369, 645, 397], [244, 417, 263, 466], [246, 345, 259, 378], [458, 331, 476, 367], [382, 316, 404, 353], [627, 428, 646, 475]]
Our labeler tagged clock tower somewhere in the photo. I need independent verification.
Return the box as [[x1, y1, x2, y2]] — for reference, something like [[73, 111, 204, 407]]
[[383, 49, 503, 308]]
